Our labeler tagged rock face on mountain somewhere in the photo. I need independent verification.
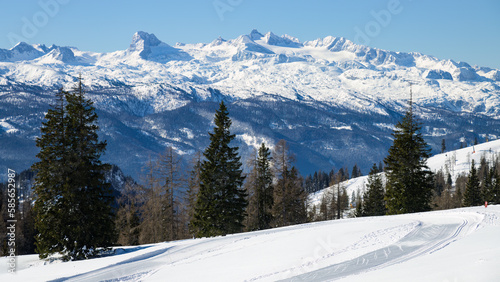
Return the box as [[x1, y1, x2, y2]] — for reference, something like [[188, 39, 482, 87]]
[[1, 30, 499, 179]]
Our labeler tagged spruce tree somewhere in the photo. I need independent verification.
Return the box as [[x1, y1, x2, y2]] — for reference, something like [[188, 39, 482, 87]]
[[351, 164, 361, 179], [64, 78, 115, 260], [192, 102, 247, 237], [186, 152, 202, 236], [272, 140, 307, 226], [362, 164, 386, 216], [492, 171, 500, 204], [116, 181, 141, 246], [33, 88, 69, 258], [481, 167, 494, 203], [454, 176, 466, 208], [384, 98, 434, 214], [245, 143, 274, 230], [331, 172, 349, 219], [275, 166, 307, 225], [33, 79, 115, 261], [354, 189, 363, 217], [463, 159, 482, 206]]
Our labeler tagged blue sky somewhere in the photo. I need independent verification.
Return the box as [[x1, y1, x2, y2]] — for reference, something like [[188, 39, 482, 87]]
[[1, 0, 499, 68]]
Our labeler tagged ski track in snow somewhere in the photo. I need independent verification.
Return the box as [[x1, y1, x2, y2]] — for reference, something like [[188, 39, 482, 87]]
[[282, 212, 482, 281]]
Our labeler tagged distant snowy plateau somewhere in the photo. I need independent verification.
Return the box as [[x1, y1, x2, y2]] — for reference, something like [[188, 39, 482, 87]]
[[1, 29, 500, 178]]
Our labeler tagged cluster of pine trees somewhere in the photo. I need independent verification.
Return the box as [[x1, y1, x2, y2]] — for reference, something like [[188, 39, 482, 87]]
[[354, 100, 436, 217], [304, 164, 366, 194], [461, 156, 500, 206], [352, 102, 499, 218], [115, 102, 309, 245]]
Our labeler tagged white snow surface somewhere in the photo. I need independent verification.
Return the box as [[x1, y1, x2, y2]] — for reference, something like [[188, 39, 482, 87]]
[[1, 206, 499, 281], [0, 119, 18, 134]]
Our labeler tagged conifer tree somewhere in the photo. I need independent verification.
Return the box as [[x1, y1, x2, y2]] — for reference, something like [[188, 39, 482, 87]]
[[492, 171, 500, 204], [64, 78, 115, 260], [138, 156, 163, 244], [354, 189, 363, 217], [331, 172, 349, 219], [318, 193, 330, 221], [158, 147, 184, 241], [378, 161, 384, 173], [362, 164, 386, 216], [33, 79, 115, 260], [463, 160, 482, 206], [32, 88, 68, 258], [384, 99, 434, 214], [454, 176, 466, 208], [192, 102, 247, 237], [245, 143, 274, 230], [272, 140, 307, 226], [244, 163, 259, 230], [186, 152, 202, 236], [351, 164, 362, 179], [481, 167, 494, 203], [116, 181, 141, 246], [276, 166, 307, 225]]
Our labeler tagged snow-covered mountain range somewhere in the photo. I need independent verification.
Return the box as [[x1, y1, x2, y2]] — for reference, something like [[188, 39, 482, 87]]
[[1, 30, 500, 179]]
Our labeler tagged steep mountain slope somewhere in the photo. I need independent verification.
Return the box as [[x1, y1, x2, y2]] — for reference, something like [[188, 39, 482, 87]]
[[1, 30, 499, 179]]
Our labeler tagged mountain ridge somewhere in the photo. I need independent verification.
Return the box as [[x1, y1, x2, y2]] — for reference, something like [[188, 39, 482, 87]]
[[1, 30, 499, 179]]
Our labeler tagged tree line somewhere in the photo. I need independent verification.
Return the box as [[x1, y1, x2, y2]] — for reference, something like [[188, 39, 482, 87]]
[[304, 163, 367, 194]]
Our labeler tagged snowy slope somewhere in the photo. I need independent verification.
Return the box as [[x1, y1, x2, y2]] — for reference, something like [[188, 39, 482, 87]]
[[1, 206, 499, 281], [310, 139, 500, 207]]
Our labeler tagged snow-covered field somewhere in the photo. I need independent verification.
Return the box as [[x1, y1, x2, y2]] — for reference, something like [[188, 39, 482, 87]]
[[1, 205, 499, 281]]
